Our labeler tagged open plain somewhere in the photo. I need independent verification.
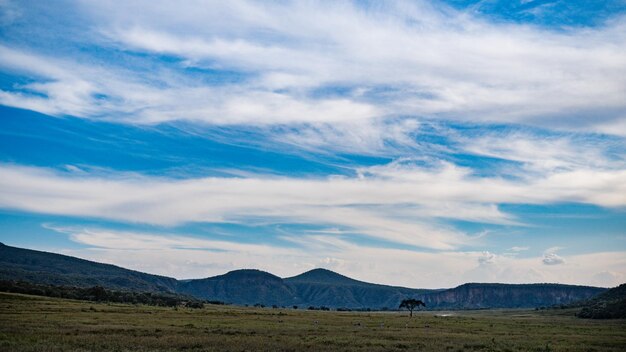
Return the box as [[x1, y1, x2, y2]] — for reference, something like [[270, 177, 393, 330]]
[[1, 292, 625, 352]]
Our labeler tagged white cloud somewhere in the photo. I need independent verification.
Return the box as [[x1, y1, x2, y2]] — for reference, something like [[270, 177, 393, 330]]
[[478, 251, 497, 265], [509, 246, 530, 252], [451, 130, 626, 176], [97, 1, 626, 132], [0, 44, 381, 126], [591, 271, 624, 287], [46, 224, 297, 255], [1, 1, 625, 134], [1, 161, 625, 250], [543, 247, 566, 265], [462, 250, 625, 287], [0, 163, 476, 250], [543, 252, 565, 266]]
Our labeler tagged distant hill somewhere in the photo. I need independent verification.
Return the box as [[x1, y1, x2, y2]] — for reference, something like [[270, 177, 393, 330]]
[[0, 243, 607, 309], [283, 269, 435, 309], [286, 268, 367, 285], [178, 268, 437, 308], [575, 283, 626, 319], [178, 269, 298, 306], [0, 243, 178, 293]]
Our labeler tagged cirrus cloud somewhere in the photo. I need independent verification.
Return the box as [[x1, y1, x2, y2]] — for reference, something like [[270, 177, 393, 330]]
[[1, 160, 625, 250], [0, 1, 624, 134]]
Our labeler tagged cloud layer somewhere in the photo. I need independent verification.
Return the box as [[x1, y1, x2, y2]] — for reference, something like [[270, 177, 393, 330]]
[[0, 1, 625, 134], [2, 160, 625, 250]]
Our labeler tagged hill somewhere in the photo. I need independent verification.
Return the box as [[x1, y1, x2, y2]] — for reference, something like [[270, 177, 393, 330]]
[[283, 268, 435, 309], [0, 243, 607, 309], [0, 279, 205, 308], [0, 243, 178, 293], [178, 268, 439, 308], [178, 269, 298, 306], [286, 268, 367, 285], [575, 283, 626, 319]]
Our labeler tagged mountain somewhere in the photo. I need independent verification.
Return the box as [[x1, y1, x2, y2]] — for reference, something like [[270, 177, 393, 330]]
[[178, 269, 299, 306], [415, 282, 605, 310], [575, 283, 626, 319], [0, 243, 609, 309], [283, 269, 435, 309], [286, 268, 365, 285], [0, 242, 178, 293], [178, 268, 430, 308]]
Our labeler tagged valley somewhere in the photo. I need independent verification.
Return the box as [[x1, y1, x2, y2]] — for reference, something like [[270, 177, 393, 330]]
[[1, 292, 625, 352]]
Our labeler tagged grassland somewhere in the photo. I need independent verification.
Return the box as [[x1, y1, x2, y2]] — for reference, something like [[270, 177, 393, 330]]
[[1, 292, 625, 352]]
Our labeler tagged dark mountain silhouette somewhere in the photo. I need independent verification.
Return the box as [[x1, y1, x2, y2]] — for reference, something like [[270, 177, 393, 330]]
[[178, 269, 298, 306], [283, 268, 435, 309], [0, 242, 178, 293], [286, 268, 364, 285], [0, 243, 608, 309]]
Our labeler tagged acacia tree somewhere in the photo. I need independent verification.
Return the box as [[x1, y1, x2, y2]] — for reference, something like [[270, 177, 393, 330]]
[[399, 298, 426, 317]]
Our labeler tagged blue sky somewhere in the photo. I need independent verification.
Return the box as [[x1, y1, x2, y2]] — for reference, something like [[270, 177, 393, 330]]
[[0, 0, 625, 288]]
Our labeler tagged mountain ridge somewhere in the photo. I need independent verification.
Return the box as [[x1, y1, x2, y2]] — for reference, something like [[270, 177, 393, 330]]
[[0, 243, 608, 309], [0, 242, 179, 293]]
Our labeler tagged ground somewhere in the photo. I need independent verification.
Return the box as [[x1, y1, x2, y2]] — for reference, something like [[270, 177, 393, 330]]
[[1, 293, 625, 351]]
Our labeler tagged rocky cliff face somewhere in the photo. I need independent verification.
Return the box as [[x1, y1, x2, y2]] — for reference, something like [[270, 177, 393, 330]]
[[417, 283, 606, 309]]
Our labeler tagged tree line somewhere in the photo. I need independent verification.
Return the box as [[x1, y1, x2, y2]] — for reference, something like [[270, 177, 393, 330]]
[[0, 280, 213, 308]]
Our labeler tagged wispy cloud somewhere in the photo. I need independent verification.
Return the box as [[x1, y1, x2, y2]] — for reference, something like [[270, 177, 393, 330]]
[[1, 1, 625, 134], [2, 160, 625, 249], [509, 246, 530, 252], [451, 130, 626, 175], [80, 1, 626, 133]]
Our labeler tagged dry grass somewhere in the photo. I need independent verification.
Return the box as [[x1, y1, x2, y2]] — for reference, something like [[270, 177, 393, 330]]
[[1, 292, 625, 351]]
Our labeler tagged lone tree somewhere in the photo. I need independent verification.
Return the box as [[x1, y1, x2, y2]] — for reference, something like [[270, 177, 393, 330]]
[[399, 298, 426, 317]]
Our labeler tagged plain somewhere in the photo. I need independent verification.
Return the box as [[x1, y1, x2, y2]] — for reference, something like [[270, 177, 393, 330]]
[[1, 292, 625, 352]]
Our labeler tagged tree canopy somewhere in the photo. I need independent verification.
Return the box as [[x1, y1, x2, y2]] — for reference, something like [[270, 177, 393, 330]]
[[399, 298, 426, 317]]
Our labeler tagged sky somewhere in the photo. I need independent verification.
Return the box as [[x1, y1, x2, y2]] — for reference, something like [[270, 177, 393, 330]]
[[0, 0, 625, 289]]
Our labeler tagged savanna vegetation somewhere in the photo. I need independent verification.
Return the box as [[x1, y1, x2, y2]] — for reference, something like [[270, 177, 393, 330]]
[[1, 292, 625, 352], [574, 283, 626, 319]]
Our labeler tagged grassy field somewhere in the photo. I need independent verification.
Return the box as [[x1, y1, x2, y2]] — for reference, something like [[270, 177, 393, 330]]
[[1, 292, 625, 351]]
